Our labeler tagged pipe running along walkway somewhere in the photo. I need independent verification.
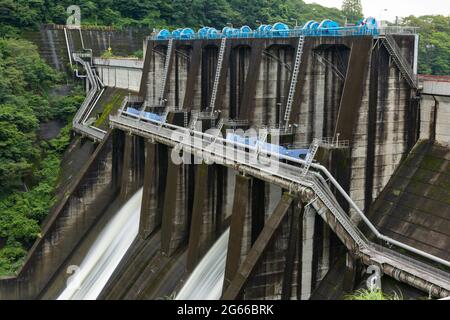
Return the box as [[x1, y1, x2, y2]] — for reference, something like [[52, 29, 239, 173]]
[[65, 26, 106, 141], [109, 110, 450, 298]]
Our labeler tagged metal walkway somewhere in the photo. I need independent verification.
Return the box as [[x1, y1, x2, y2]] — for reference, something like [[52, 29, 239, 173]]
[[72, 52, 107, 141], [109, 111, 450, 298]]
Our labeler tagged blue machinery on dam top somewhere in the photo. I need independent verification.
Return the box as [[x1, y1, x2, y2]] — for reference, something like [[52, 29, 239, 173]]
[[154, 18, 401, 40]]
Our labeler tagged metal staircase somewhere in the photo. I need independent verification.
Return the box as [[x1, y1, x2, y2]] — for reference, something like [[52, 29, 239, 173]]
[[210, 37, 227, 114], [381, 35, 417, 89], [159, 38, 174, 107], [284, 36, 305, 125], [302, 139, 320, 176], [71, 52, 106, 141]]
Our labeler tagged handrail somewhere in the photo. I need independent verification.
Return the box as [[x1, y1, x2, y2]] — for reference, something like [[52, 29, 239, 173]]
[[381, 34, 418, 89], [112, 109, 450, 269], [149, 26, 418, 42], [71, 53, 106, 140]]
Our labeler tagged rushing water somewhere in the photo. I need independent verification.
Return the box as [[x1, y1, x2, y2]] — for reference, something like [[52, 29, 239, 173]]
[[176, 228, 230, 300], [58, 188, 143, 300]]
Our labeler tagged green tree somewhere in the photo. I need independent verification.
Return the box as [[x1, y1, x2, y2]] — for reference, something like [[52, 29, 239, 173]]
[[401, 15, 450, 75], [342, 0, 363, 24]]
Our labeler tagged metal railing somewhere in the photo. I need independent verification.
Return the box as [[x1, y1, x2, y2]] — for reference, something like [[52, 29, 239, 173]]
[[111, 111, 450, 272], [150, 26, 418, 42], [72, 52, 107, 141], [289, 137, 350, 149], [381, 34, 418, 89]]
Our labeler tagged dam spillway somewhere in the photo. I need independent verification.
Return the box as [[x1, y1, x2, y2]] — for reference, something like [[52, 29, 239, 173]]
[[176, 229, 230, 300], [0, 22, 449, 301], [58, 188, 143, 300]]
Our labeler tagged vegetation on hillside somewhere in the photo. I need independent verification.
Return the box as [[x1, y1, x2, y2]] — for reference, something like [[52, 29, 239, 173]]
[[401, 15, 450, 76], [0, 38, 84, 276], [345, 289, 401, 300], [0, 1, 448, 75]]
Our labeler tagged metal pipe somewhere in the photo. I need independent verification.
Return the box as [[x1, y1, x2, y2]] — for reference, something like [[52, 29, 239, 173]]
[[112, 113, 450, 268]]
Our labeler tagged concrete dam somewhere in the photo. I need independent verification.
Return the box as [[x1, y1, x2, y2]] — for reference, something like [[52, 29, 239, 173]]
[[1, 23, 449, 300]]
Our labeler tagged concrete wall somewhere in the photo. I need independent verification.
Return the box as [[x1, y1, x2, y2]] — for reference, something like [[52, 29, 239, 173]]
[[94, 58, 143, 92], [420, 78, 450, 146], [140, 36, 418, 218], [0, 131, 125, 299], [22, 25, 149, 72]]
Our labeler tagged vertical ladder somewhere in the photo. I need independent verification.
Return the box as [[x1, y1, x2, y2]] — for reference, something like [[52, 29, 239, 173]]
[[189, 112, 199, 130], [256, 129, 269, 158], [302, 139, 319, 176], [284, 36, 305, 125], [209, 38, 227, 114], [184, 112, 189, 127], [158, 110, 169, 129], [212, 118, 224, 144], [159, 38, 174, 107]]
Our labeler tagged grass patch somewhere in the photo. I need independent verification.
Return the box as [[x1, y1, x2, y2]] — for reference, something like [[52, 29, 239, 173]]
[[94, 91, 126, 128], [345, 289, 401, 300]]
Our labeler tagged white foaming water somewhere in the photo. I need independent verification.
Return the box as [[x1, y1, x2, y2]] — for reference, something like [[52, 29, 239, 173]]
[[176, 228, 230, 300], [58, 188, 143, 300]]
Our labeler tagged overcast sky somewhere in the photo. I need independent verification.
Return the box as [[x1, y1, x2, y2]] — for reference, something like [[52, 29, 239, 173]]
[[304, 0, 450, 21]]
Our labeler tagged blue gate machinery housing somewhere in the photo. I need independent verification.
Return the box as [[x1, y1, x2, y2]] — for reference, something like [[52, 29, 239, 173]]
[[124, 107, 309, 159], [155, 18, 379, 40]]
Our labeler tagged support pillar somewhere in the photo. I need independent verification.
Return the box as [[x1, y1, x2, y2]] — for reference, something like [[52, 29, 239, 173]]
[[222, 193, 294, 300], [223, 174, 252, 293], [161, 149, 192, 256], [343, 252, 359, 294], [119, 134, 145, 201], [186, 163, 216, 272], [281, 200, 304, 300], [300, 206, 316, 300], [139, 142, 167, 239]]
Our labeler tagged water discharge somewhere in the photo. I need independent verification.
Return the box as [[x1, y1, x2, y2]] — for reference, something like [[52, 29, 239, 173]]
[[58, 188, 143, 300], [176, 228, 230, 300]]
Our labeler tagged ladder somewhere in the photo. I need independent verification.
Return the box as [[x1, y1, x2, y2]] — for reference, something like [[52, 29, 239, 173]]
[[284, 36, 305, 125], [216, 118, 224, 132], [382, 35, 417, 89], [159, 110, 169, 129], [188, 112, 199, 131], [256, 129, 269, 159], [302, 139, 319, 176], [184, 112, 189, 128], [159, 38, 173, 107], [209, 38, 227, 114]]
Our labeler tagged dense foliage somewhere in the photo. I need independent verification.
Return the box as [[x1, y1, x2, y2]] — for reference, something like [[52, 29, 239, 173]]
[[341, 0, 363, 24], [0, 0, 347, 31], [0, 1, 448, 75], [401, 15, 450, 76], [0, 38, 83, 275]]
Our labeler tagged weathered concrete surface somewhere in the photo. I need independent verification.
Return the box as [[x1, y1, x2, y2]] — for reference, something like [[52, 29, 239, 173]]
[[94, 58, 143, 92], [420, 75, 450, 97], [88, 87, 131, 131], [222, 193, 294, 300], [0, 130, 124, 299], [420, 94, 450, 146], [22, 25, 148, 72], [119, 134, 145, 200], [367, 140, 450, 262]]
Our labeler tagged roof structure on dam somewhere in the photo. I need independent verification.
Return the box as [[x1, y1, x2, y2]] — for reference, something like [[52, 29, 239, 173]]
[[367, 141, 450, 262]]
